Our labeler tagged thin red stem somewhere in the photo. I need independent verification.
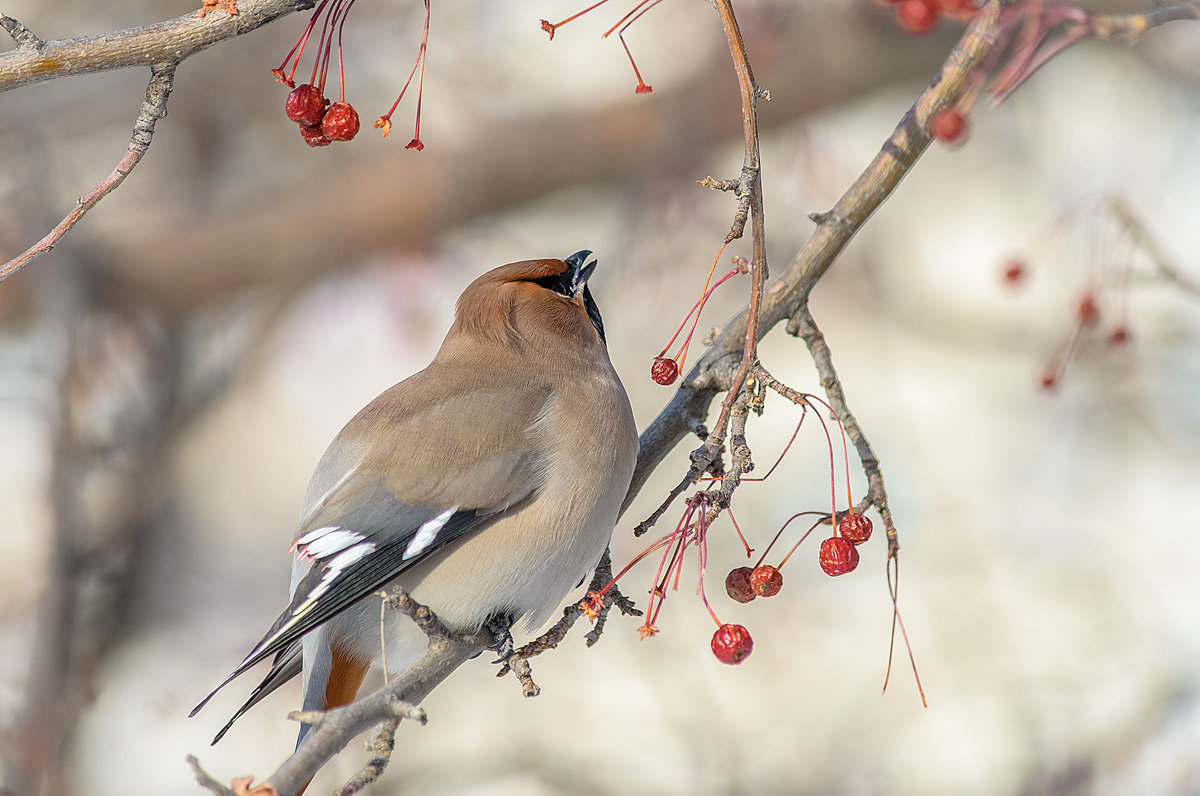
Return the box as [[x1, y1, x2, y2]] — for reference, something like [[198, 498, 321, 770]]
[[410, 0, 430, 144], [808, 399, 841, 538], [726, 507, 753, 557], [603, 0, 655, 37], [740, 405, 807, 482], [882, 556, 927, 707], [776, 518, 824, 570], [546, 0, 614, 32], [617, 32, 651, 93], [657, 264, 742, 360], [753, 512, 826, 569]]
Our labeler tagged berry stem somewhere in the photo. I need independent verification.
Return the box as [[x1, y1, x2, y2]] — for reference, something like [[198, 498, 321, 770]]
[[410, 0, 430, 146], [543, 0, 614, 37], [334, 0, 358, 102], [602, 0, 657, 37], [675, 242, 728, 367], [726, 506, 753, 557], [804, 392, 855, 515], [882, 555, 927, 707], [274, 0, 333, 85], [752, 511, 826, 569], [776, 518, 824, 570], [655, 262, 739, 358], [807, 396, 841, 538], [740, 405, 807, 483]]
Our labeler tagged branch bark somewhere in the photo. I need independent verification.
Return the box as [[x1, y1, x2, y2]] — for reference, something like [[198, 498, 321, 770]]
[[0, 2, 309, 92]]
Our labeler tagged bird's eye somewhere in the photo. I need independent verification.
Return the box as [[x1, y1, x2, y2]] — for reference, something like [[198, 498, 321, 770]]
[[528, 273, 572, 297]]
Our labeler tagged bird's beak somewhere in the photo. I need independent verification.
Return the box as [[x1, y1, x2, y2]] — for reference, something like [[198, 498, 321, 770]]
[[563, 250, 598, 297]]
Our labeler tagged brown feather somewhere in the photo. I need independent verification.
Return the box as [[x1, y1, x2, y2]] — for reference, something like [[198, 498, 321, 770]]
[[323, 645, 370, 709]]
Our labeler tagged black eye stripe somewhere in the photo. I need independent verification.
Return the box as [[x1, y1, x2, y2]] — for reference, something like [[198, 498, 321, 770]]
[[528, 273, 570, 295]]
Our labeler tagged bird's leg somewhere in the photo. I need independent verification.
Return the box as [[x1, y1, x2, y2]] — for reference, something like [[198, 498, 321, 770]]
[[485, 613, 516, 664]]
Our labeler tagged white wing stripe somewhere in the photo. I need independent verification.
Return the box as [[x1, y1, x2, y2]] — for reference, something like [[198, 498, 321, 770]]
[[403, 508, 456, 561]]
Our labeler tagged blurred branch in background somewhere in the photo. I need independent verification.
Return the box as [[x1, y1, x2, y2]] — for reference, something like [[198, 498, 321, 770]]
[[3, 260, 283, 792]]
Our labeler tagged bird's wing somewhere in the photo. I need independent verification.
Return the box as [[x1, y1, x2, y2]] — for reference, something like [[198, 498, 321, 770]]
[[204, 640, 302, 745], [191, 372, 552, 719]]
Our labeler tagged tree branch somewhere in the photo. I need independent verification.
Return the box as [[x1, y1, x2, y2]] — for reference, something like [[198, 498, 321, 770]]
[[623, 2, 1005, 517], [0, 63, 177, 283], [0, 0, 309, 93]]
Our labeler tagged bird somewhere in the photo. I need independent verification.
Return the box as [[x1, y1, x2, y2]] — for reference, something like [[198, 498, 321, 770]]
[[190, 251, 639, 755]]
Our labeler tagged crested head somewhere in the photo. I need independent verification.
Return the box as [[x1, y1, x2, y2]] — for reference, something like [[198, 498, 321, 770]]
[[449, 253, 609, 350]]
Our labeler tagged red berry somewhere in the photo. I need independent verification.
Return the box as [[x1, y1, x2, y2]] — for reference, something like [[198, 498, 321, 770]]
[[1077, 294, 1099, 326], [651, 356, 679, 386], [929, 108, 968, 143], [321, 102, 360, 142], [896, 0, 939, 34], [1109, 326, 1130, 346], [286, 84, 328, 126], [1002, 258, 1026, 285], [405, 138, 425, 151], [819, 536, 859, 577], [299, 123, 331, 148], [749, 565, 783, 598], [711, 623, 753, 665], [725, 567, 756, 603], [839, 513, 873, 546]]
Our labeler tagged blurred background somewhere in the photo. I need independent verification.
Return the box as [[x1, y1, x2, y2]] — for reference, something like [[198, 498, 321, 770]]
[[1, 0, 1199, 793]]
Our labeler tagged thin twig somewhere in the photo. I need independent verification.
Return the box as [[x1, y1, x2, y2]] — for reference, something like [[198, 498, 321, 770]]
[[0, 14, 45, 49], [769, 308, 898, 559], [1105, 195, 1200, 299], [334, 718, 400, 795], [0, 63, 177, 282], [498, 548, 641, 677], [696, 0, 768, 476]]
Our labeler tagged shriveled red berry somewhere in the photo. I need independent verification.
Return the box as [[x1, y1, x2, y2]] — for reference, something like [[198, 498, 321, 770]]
[[299, 123, 331, 148], [405, 138, 425, 151], [285, 84, 328, 126], [929, 108, 968, 143], [839, 513, 873, 546], [651, 356, 679, 386], [725, 567, 756, 603], [1002, 258, 1026, 285], [1077, 294, 1099, 326], [819, 536, 859, 576], [896, 0, 939, 34], [1109, 326, 1130, 346], [321, 102, 360, 142], [749, 564, 783, 598], [711, 623, 753, 665]]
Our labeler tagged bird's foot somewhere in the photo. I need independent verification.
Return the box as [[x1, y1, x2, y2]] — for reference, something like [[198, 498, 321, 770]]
[[485, 613, 515, 664]]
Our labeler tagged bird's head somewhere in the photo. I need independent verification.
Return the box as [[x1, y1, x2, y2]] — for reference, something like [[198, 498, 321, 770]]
[[451, 251, 609, 350]]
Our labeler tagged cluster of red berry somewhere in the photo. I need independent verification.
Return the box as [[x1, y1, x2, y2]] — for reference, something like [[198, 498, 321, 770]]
[[885, 0, 977, 36], [710, 512, 872, 663], [285, 84, 360, 147], [270, 0, 430, 149]]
